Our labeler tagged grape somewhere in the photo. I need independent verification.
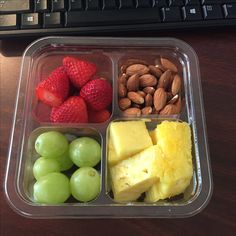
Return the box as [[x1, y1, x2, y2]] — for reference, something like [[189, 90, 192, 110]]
[[69, 137, 101, 167], [70, 167, 100, 202], [35, 131, 68, 158], [33, 172, 70, 204], [33, 157, 60, 180], [54, 150, 74, 171]]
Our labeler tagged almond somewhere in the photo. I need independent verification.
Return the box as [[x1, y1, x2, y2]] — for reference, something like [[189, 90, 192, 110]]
[[139, 74, 157, 87], [148, 65, 163, 78], [161, 58, 178, 73], [153, 88, 167, 111], [159, 104, 176, 115], [152, 107, 159, 114], [128, 92, 144, 104], [174, 97, 182, 113], [145, 94, 153, 107], [118, 73, 127, 85], [168, 94, 179, 104], [127, 74, 139, 92], [123, 108, 141, 117], [143, 86, 156, 95], [118, 83, 127, 98], [137, 90, 146, 98], [171, 74, 181, 96], [121, 59, 149, 73], [142, 106, 152, 115], [158, 69, 172, 89], [154, 58, 165, 71], [119, 98, 131, 110], [126, 64, 149, 76], [132, 103, 142, 109]]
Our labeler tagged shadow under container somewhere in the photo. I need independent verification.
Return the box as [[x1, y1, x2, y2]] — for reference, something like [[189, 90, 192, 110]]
[[5, 36, 212, 218]]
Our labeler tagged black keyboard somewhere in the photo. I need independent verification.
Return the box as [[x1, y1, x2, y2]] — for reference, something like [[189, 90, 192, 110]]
[[0, 0, 236, 38]]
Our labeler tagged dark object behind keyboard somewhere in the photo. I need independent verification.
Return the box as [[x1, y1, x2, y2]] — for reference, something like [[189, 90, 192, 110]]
[[0, 0, 236, 38]]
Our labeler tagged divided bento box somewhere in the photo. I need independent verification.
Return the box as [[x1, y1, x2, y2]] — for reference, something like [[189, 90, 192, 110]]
[[5, 37, 213, 218]]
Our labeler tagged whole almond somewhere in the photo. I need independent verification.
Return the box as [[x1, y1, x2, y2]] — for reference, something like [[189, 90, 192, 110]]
[[128, 92, 144, 104], [118, 73, 127, 85], [142, 106, 152, 115], [174, 97, 182, 113], [153, 88, 167, 111], [127, 74, 139, 92], [171, 74, 181, 96], [137, 90, 146, 98], [161, 58, 178, 73], [139, 74, 157, 87], [126, 64, 149, 76], [168, 94, 179, 104], [121, 59, 149, 73], [143, 86, 156, 95], [160, 104, 176, 115], [118, 83, 127, 98], [119, 98, 131, 110], [123, 108, 141, 117], [145, 94, 153, 107], [148, 65, 163, 78], [154, 58, 165, 71], [158, 69, 172, 89]]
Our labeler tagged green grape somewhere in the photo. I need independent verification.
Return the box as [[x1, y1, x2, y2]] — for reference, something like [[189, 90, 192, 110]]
[[55, 150, 74, 171], [70, 167, 100, 202], [69, 137, 101, 168], [33, 157, 60, 180], [35, 131, 68, 158], [33, 172, 70, 204]]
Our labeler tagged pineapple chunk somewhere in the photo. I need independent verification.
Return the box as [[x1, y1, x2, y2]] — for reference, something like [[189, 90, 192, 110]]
[[109, 121, 152, 162], [110, 145, 159, 202], [145, 121, 193, 202], [149, 130, 158, 145], [107, 138, 119, 167]]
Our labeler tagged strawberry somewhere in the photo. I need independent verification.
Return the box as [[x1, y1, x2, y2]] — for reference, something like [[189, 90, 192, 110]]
[[63, 56, 97, 89], [36, 66, 69, 107], [50, 96, 88, 123], [80, 78, 112, 111], [88, 109, 111, 123]]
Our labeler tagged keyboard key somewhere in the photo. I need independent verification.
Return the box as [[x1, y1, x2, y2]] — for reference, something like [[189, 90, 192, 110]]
[[35, 0, 48, 12], [161, 7, 182, 21], [21, 13, 40, 29], [0, 14, 17, 29], [0, 0, 30, 13], [223, 3, 236, 18], [185, 0, 200, 5], [52, 0, 65, 11], [86, 0, 100, 10], [136, 0, 152, 8], [201, 0, 220, 4], [153, 0, 167, 7], [44, 12, 62, 27], [168, 0, 184, 6], [119, 0, 134, 9], [183, 5, 202, 20], [103, 0, 117, 9], [66, 8, 161, 26], [69, 0, 83, 10], [203, 4, 223, 19]]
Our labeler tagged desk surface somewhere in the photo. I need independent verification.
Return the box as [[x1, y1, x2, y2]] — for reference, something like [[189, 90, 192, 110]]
[[1, 30, 236, 235]]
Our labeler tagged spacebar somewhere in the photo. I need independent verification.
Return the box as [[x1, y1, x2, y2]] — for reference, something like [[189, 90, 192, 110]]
[[66, 9, 161, 26]]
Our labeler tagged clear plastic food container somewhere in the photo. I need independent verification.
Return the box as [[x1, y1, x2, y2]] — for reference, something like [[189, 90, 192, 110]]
[[5, 37, 213, 218]]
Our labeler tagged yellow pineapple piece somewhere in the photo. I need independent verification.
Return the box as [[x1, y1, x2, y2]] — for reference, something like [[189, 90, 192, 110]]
[[107, 138, 119, 167], [145, 121, 193, 202], [149, 130, 158, 145], [109, 121, 152, 162], [110, 145, 159, 202]]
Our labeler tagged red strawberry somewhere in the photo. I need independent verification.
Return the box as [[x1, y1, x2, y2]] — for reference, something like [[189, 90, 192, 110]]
[[80, 78, 112, 111], [50, 96, 88, 123], [88, 109, 111, 123], [63, 56, 97, 88], [36, 66, 69, 107]]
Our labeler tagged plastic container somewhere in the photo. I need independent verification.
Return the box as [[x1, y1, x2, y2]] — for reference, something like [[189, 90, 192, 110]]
[[5, 37, 212, 218]]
